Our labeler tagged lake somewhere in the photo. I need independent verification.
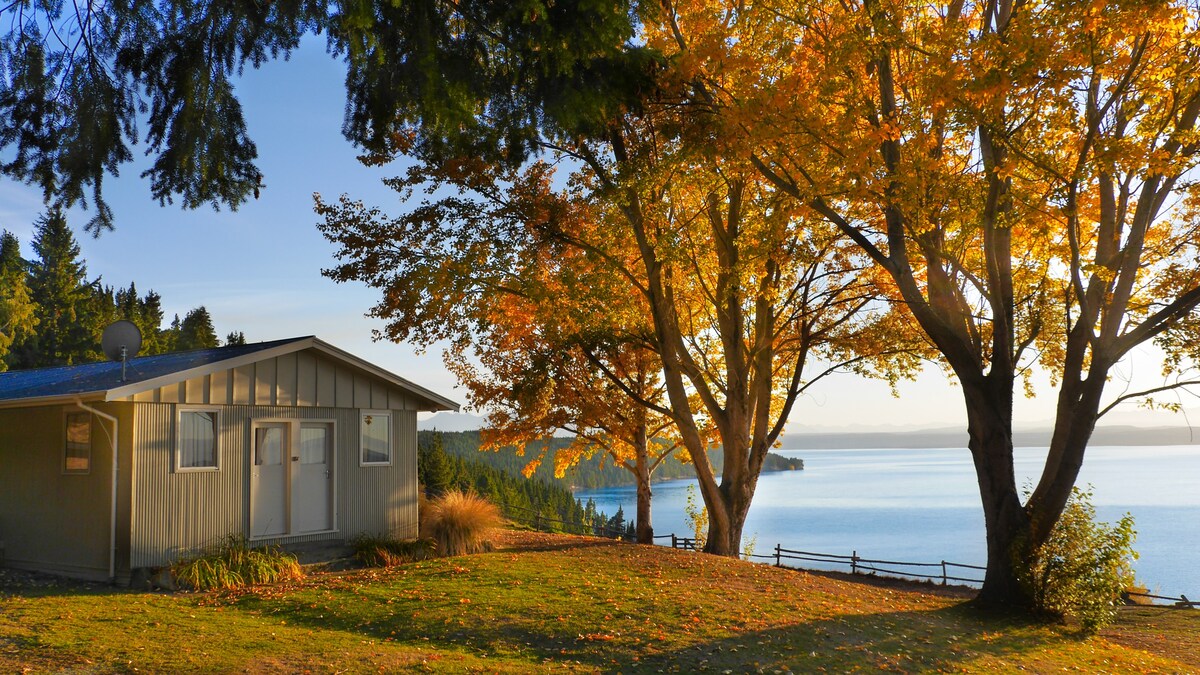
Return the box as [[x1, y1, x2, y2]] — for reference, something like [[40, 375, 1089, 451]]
[[575, 446, 1200, 597]]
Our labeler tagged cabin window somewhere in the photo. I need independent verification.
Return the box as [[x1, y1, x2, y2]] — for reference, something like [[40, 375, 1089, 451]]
[[64, 412, 91, 473], [177, 408, 219, 471], [360, 411, 391, 466]]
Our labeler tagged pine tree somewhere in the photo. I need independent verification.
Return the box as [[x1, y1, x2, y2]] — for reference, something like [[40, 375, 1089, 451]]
[[224, 330, 246, 346], [21, 210, 92, 366], [163, 313, 182, 353], [0, 231, 37, 371], [139, 291, 166, 355], [176, 306, 218, 350], [115, 282, 139, 321], [419, 432, 454, 497], [77, 282, 117, 361]]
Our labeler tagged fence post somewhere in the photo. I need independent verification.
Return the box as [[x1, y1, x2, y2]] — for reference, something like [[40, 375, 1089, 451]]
[[534, 513, 541, 532], [671, 534, 677, 549], [851, 550, 858, 575], [775, 543, 782, 567], [941, 560, 948, 586]]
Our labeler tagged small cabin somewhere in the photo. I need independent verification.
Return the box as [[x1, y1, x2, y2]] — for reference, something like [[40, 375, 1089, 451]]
[[0, 336, 457, 583]]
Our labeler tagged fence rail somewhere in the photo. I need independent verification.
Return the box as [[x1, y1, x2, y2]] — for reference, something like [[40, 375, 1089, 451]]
[[1124, 590, 1198, 608], [670, 538, 989, 586]]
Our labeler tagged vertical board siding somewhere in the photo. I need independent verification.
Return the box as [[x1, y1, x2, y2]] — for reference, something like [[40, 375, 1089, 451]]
[[254, 360, 276, 406], [232, 365, 252, 405], [316, 359, 336, 407], [276, 353, 297, 407], [122, 351, 422, 411], [130, 404, 419, 568], [296, 352, 317, 407]]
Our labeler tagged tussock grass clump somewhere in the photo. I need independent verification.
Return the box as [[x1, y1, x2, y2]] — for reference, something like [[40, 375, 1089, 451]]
[[171, 535, 304, 591], [353, 534, 436, 567], [420, 490, 501, 557]]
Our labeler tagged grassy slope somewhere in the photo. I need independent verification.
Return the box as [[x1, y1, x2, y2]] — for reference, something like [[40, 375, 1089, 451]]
[[0, 531, 1196, 673]]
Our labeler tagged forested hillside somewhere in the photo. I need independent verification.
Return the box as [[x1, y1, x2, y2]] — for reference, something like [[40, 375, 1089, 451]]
[[420, 430, 803, 490], [417, 432, 634, 539]]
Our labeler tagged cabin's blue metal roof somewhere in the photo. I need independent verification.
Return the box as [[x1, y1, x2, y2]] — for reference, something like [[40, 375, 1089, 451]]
[[0, 337, 306, 402]]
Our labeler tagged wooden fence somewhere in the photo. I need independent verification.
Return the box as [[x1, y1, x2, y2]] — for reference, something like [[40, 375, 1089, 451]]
[[663, 535, 986, 586], [1123, 590, 1198, 608]]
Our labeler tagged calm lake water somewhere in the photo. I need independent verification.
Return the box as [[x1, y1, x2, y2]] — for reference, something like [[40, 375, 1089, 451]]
[[575, 446, 1200, 596]]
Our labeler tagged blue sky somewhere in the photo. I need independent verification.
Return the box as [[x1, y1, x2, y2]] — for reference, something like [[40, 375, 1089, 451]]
[[0, 36, 1189, 431]]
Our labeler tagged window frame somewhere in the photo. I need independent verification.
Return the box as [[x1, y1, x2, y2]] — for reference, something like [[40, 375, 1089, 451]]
[[359, 410, 392, 467], [63, 410, 92, 475], [176, 406, 221, 473]]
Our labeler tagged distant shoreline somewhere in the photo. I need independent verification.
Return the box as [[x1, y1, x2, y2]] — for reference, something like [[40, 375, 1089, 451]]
[[782, 425, 1199, 450]]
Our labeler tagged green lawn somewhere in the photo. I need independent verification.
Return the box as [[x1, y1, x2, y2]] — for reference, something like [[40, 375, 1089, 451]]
[[2, 530, 1196, 673]]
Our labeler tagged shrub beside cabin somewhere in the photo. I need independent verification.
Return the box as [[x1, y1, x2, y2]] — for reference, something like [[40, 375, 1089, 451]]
[[0, 336, 457, 583]]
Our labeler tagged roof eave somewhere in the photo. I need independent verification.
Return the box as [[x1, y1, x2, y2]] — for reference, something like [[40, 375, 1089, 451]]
[[103, 337, 315, 401], [0, 392, 107, 410]]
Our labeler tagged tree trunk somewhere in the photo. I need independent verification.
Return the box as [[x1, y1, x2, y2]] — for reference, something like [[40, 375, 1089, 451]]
[[634, 439, 654, 544], [963, 383, 1033, 609], [701, 447, 757, 557], [703, 503, 741, 556]]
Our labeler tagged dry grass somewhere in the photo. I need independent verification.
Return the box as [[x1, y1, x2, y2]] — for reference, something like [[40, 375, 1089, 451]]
[[420, 490, 502, 557]]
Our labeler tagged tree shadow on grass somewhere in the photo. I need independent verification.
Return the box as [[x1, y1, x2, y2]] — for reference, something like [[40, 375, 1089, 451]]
[[631, 605, 1072, 673]]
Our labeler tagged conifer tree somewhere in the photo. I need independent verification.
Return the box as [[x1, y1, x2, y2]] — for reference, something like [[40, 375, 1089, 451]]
[[21, 210, 92, 366], [419, 432, 454, 497], [115, 282, 139, 321], [139, 291, 167, 355], [77, 282, 118, 362], [0, 231, 37, 371], [177, 306, 218, 350]]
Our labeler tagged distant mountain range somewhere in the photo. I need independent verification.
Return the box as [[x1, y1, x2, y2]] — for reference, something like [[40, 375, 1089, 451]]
[[421, 412, 1199, 450], [781, 424, 1199, 449], [419, 411, 488, 432]]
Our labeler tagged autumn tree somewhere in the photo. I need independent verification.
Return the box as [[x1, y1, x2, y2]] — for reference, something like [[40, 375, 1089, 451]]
[[446, 252, 683, 544], [320, 107, 917, 556], [647, 0, 1200, 605]]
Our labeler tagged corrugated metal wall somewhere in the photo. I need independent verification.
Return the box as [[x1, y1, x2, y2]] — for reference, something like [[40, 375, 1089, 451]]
[[0, 402, 134, 581], [130, 401, 418, 568]]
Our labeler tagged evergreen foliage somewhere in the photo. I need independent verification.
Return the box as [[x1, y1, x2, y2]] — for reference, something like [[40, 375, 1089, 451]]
[[21, 209, 92, 367], [177, 306, 219, 350], [0, 231, 37, 371], [0, 2, 644, 231], [0, 211, 244, 370]]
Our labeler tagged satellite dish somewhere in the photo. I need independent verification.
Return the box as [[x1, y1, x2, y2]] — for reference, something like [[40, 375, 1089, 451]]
[[101, 321, 142, 381]]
